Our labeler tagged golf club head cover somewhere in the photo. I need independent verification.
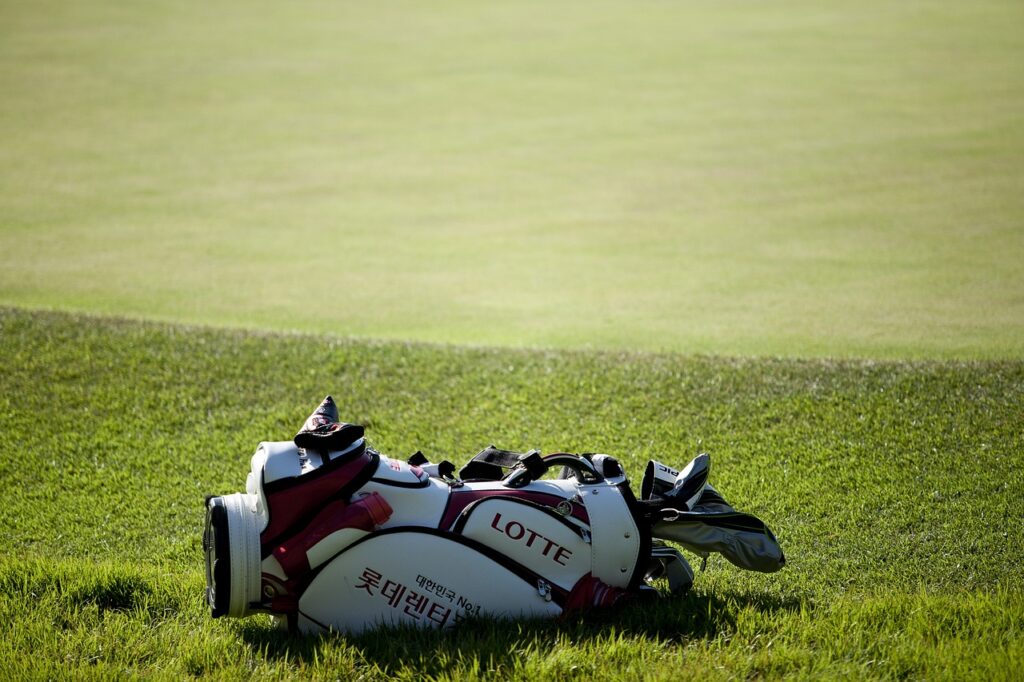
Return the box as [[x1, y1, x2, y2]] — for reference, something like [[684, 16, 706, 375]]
[[644, 454, 785, 573], [294, 395, 364, 453], [659, 453, 710, 511], [641, 459, 680, 500]]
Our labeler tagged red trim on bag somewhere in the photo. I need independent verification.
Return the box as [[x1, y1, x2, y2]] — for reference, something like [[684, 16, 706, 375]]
[[262, 450, 376, 546], [563, 574, 628, 613], [273, 492, 393, 577]]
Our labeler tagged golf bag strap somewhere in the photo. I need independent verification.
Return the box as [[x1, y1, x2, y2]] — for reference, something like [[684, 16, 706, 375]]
[[407, 451, 429, 466], [459, 446, 543, 481], [458, 460, 504, 481], [475, 446, 531, 468], [504, 454, 603, 489]]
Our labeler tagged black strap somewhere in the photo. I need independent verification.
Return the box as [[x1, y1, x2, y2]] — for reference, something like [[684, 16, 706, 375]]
[[458, 460, 504, 481], [458, 446, 541, 481], [475, 446, 532, 468], [519, 451, 546, 479], [503, 453, 602, 489]]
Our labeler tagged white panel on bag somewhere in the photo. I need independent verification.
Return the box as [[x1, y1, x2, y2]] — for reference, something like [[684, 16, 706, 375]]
[[358, 477, 451, 529], [458, 499, 591, 591], [580, 484, 641, 588], [372, 455, 430, 485], [305, 527, 369, 571], [257, 441, 302, 483], [298, 531, 561, 634]]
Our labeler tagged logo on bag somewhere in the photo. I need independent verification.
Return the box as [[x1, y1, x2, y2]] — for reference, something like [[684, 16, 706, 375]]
[[656, 463, 679, 477], [354, 567, 479, 626], [490, 512, 573, 566]]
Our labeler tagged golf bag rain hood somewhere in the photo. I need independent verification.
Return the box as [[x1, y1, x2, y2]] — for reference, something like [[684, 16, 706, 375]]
[[203, 396, 784, 634]]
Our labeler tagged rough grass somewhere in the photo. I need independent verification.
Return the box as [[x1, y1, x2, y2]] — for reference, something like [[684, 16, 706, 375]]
[[2, 1, 1023, 358], [1, 307, 1021, 679]]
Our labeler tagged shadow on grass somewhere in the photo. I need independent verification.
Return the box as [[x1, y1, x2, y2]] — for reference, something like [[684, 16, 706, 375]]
[[236, 588, 804, 673]]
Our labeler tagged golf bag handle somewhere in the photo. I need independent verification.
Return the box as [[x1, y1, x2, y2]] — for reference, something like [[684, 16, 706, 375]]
[[504, 453, 603, 488]]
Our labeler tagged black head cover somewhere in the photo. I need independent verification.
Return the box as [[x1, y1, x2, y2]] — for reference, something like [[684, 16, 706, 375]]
[[294, 395, 364, 452]]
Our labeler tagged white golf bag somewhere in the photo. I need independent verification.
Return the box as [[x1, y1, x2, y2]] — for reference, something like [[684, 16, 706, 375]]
[[203, 397, 784, 634]]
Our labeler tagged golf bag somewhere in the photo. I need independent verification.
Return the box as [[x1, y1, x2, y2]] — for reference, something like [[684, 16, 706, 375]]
[[203, 396, 784, 634]]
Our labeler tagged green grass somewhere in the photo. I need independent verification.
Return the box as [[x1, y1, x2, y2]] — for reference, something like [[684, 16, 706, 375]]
[[2, 2, 1022, 675], [2, 307, 1021, 679], [2, 1, 1023, 358]]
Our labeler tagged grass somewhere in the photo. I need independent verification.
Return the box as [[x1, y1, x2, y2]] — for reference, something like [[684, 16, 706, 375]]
[[2, 0, 1023, 358], [1, 307, 1021, 679], [2, 2, 1022, 675]]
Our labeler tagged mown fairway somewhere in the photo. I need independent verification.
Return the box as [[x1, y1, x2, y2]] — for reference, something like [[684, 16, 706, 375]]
[[1, 1, 1023, 357], [1, 308, 1021, 679]]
